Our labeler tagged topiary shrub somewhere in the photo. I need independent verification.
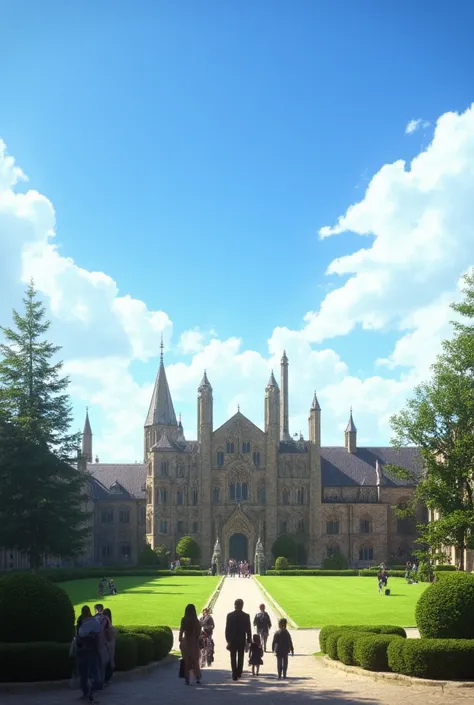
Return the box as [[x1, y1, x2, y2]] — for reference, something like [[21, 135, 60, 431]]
[[0, 572, 74, 644], [176, 536, 201, 561], [388, 638, 474, 680], [319, 624, 406, 653], [0, 642, 73, 682], [354, 634, 404, 672], [326, 630, 350, 660], [415, 571, 474, 639], [117, 625, 173, 661], [130, 633, 154, 666], [275, 556, 289, 571], [115, 633, 139, 671], [336, 631, 366, 665]]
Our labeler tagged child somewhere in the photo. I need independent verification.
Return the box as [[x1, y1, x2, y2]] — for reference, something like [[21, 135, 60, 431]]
[[248, 634, 264, 676], [272, 618, 294, 680]]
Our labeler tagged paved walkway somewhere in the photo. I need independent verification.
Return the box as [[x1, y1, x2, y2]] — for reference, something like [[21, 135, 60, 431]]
[[5, 577, 473, 704]]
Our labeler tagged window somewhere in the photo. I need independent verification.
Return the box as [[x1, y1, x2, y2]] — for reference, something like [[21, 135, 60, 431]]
[[398, 545, 409, 558], [159, 489, 168, 505], [280, 520, 288, 535], [327, 545, 338, 558], [326, 520, 340, 535], [257, 487, 266, 505], [213, 487, 220, 504], [242, 441, 251, 454], [296, 488, 306, 505], [177, 520, 184, 534], [160, 461, 169, 477], [192, 489, 198, 506], [253, 451, 261, 467], [192, 521, 198, 534], [230, 482, 248, 501], [359, 546, 374, 561], [120, 542, 131, 559], [159, 520, 168, 534], [101, 543, 113, 559], [119, 509, 130, 523], [226, 441, 235, 454], [397, 517, 416, 535], [177, 489, 184, 505], [217, 451, 224, 467], [282, 489, 290, 506], [146, 517, 152, 534], [139, 506, 146, 524], [177, 463, 185, 478], [359, 519, 372, 534], [296, 519, 305, 534], [101, 509, 113, 524]]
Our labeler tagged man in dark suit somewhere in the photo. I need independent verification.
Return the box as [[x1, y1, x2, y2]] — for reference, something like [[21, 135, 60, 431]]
[[225, 598, 252, 680]]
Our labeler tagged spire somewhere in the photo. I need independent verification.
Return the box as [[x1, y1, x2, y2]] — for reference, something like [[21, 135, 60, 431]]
[[145, 347, 177, 427], [280, 349, 291, 442], [266, 370, 279, 389], [82, 407, 92, 463], [281, 350, 288, 363], [311, 391, 321, 410], [345, 406, 357, 433], [345, 406, 357, 453], [198, 369, 212, 392]]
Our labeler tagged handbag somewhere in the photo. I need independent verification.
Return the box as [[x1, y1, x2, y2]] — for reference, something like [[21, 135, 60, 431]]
[[179, 659, 185, 679]]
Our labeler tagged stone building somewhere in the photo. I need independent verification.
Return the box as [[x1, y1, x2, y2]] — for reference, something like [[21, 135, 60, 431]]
[[82, 345, 423, 568]]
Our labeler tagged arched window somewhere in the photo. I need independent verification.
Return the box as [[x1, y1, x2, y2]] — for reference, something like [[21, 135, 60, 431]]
[[159, 488, 168, 505], [296, 519, 305, 534], [213, 487, 220, 504], [327, 543, 339, 558], [326, 520, 340, 535], [160, 461, 169, 477], [280, 520, 288, 534], [176, 489, 184, 505], [296, 488, 306, 505], [359, 546, 374, 561], [217, 451, 224, 466], [257, 487, 266, 504], [282, 489, 290, 506], [146, 517, 152, 534], [147, 462, 152, 476], [192, 489, 198, 506], [226, 441, 235, 454], [230, 482, 248, 501], [242, 441, 251, 454], [253, 451, 261, 467], [359, 518, 373, 534]]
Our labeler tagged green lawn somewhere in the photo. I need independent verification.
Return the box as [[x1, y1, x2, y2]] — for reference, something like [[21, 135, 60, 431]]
[[258, 576, 428, 627], [62, 575, 220, 628]]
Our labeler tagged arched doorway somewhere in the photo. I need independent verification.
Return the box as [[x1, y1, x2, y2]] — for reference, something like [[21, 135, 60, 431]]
[[229, 533, 248, 562]]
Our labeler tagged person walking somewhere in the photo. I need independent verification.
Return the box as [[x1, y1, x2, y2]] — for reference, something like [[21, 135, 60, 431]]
[[179, 604, 202, 685], [253, 603, 272, 652], [76, 605, 101, 703], [272, 618, 294, 680], [200, 607, 215, 638], [225, 598, 252, 681]]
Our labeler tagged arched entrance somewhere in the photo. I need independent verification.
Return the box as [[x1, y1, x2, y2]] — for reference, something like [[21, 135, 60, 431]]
[[229, 533, 248, 562]]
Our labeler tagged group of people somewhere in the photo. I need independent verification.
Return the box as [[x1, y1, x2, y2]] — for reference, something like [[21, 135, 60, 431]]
[[226, 559, 252, 578], [179, 600, 294, 685], [71, 603, 117, 703], [98, 577, 117, 596]]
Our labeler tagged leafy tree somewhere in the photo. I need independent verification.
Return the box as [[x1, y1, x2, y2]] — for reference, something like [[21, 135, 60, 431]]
[[271, 535, 297, 562], [176, 536, 201, 561], [275, 556, 289, 571], [0, 281, 80, 459], [323, 550, 348, 570], [0, 419, 89, 569], [390, 272, 474, 570], [138, 544, 160, 566]]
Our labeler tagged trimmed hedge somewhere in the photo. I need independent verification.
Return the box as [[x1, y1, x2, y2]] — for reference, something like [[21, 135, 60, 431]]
[[0, 568, 211, 583], [117, 625, 173, 661], [0, 572, 75, 643], [115, 633, 139, 671], [387, 638, 474, 680], [433, 565, 457, 572], [130, 633, 154, 666], [275, 557, 290, 571], [266, 569, 358, 577], [415, 572, 474, 639], [354, 634, 403, 672], [336, 631, 365, 665], [320, 624, 407, 653], [359, 570, 406, 578], [0, 642, 72, 682]]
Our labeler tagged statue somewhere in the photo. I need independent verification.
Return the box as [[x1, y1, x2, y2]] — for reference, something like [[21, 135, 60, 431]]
[[254, 537, 265, 576], [211, 537, 221, 569]]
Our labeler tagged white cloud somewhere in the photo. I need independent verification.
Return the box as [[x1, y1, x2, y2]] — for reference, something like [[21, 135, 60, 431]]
[[405, 118, 430, 135], [1, 104, 474, 460]]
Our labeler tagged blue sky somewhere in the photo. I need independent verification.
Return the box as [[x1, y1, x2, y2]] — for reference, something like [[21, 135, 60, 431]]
[[1, 1, 474, 460]]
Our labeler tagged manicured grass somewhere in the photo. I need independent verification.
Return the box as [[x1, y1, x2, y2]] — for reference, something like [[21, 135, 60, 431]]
[[258, 576, 428, 627], [62, 575, 220, 628]]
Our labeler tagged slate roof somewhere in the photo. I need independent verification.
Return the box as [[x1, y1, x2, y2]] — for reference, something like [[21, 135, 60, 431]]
[[145, 357, 177, 427], [320, 447, 422, 487], [88, 463, 147, 500]]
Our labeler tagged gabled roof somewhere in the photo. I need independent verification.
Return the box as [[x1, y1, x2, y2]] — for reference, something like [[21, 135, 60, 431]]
[[145, 356, 177, 427], [151, 431, 185, 453], [213, 411, 265, 439], [88, 463, 147, 500], [320, 447, 421, 487]]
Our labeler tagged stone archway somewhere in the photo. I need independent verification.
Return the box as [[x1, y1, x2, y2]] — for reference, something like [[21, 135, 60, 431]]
[[229, 533, 248, 562], [221, 504, 255, 563]]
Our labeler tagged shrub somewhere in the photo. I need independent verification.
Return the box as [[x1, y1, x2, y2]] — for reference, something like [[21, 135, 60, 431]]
[[117, 625, 173, 661], [130, 632, 154, 666], [138, 544, 160, 566], [415, 571, 474, 639], [176, 536, 201, 561], [275, 556, 289, 571], [0, 572, 74, 643], [359, 570, 406, 578], [387, 638, 474, 680], [0, 642, 72, 682], [326, 629, 350, 660], [320, 624, 406, 653], [433, 565, 457, 572], [323, 551, 348, 570], [336, 631, 366, 665], [354, 634, 404, 672], [271, 536, 298, 562], [115, 633, 138, 671]]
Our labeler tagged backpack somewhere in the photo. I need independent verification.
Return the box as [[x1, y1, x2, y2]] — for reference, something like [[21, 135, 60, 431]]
[[255, 613, 266, 630]]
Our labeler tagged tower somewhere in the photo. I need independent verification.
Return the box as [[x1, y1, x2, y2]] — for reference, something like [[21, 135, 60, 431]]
[[82, 408, 93, 463], [198, 371, 213, 566], [280, 350, 292, 442], [265, 370, 280, 566], [308, 391, 321, 445], [345, 408, 357, 453], [265, 370, 280, 431], [144, 338, 178, 460]]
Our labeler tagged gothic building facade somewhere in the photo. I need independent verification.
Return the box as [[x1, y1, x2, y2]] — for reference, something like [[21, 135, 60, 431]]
[[79, 347, 423, 569]]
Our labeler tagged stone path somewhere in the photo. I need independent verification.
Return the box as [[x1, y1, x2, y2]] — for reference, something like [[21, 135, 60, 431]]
[[5, 577, 473, 704]]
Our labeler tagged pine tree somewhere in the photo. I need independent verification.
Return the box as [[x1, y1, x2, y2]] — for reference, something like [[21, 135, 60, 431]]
[[0, 280, 79, 459], [0, 281, 90, 568]]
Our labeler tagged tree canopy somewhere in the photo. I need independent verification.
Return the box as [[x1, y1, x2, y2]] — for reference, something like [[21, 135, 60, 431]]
[[176, 536, 201, 561]]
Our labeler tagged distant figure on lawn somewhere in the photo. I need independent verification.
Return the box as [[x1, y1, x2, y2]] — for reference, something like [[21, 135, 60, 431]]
[[272, 618, 294, 680], [179, 603, 202, 686], [225, 598, 252, 681]]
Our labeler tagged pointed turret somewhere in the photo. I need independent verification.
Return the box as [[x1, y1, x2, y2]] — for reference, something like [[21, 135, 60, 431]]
[[280, 350, 292, 442], [345, 407, 357, 453], [198, 370, 212, 392], [308, 391, 321, 445], [266, 370, 279, 389], [197, 369, 213, 440], [82, 407, 93, 463], [311, 391, 321, 411], [265, 369, 280, 431], [145, 339, 177, 427]]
